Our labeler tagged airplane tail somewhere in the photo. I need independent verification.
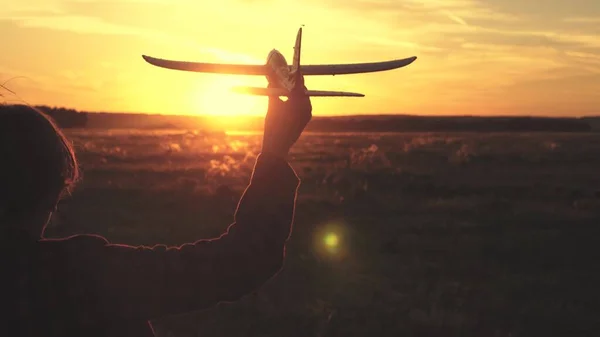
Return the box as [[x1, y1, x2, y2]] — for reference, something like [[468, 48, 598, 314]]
[[292, 27, 302, 73]]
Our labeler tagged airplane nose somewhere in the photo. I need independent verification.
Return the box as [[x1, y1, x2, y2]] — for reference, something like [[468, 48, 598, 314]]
[[266, 49, 277, 62]]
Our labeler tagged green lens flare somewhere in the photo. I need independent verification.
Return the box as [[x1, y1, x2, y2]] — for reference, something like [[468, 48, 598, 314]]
[[324, 232, 339, 248]]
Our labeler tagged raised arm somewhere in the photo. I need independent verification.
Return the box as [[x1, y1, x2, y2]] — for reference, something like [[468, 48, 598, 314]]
[[40, 153, 298, 322], [99, 153, 300, 319], [38, 77, 312, 325]]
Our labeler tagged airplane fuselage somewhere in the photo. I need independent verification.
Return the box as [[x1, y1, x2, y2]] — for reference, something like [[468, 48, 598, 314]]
[[266, 49, 296, 91]]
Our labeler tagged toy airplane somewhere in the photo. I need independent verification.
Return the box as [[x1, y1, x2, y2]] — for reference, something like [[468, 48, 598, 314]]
[[142, 27, 417, 97]]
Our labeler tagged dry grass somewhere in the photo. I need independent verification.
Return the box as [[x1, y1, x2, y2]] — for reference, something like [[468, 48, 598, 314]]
[[47, 129, 600, 337]]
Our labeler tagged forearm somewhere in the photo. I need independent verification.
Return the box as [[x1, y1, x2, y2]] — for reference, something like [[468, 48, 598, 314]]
[[159, 153, 300, 309], [233, 153, 299, 243]]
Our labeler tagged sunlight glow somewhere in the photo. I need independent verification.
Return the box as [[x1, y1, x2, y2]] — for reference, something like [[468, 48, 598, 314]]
[[2, 1, 598, 116], [195, 77, 267, 117]]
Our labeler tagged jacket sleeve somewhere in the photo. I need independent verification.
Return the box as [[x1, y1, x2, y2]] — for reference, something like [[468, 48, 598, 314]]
[[40, 153, 300, 322]]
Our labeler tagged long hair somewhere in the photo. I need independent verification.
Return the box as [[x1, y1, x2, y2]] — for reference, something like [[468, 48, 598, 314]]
[[0, 105, 80, 223]]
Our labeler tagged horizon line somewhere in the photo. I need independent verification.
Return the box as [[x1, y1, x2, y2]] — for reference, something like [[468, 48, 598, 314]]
[[2, 103, 599, 119]]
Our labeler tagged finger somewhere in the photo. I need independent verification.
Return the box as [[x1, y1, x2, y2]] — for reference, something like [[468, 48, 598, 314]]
[[288, 85, 308, 104], [289, 88, 311, 110], [295, 71, 305, 87], [301, 98, 312, 123], [293, 75, 306, 93]]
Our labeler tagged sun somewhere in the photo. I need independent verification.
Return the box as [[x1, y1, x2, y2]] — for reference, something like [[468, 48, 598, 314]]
[[195, 76, 267, 117]]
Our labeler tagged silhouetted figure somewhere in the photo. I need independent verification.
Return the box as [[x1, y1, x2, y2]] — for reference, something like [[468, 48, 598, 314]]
[[1, 77, 312, 337]]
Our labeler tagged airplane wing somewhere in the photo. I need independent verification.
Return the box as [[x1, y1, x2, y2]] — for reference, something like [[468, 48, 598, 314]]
[[300, 56, 417, 75], [142, 55, 268, 75], [143, 55, 417, 76], [305, 90, 364, 97], [231, 86, 365, 97]]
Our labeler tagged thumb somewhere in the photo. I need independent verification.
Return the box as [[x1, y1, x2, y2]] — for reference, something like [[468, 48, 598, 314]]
[[294, 72, 305, 90]]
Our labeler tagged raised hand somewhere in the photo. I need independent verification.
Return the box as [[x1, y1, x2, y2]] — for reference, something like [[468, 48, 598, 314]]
[[261, 73, 312, 159]]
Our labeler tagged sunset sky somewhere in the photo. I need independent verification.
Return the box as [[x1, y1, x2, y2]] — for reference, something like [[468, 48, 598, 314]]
[[1, 0, 599, 117]]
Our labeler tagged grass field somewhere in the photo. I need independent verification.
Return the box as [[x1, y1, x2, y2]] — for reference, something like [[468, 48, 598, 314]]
[[46, 129, 600, 337]]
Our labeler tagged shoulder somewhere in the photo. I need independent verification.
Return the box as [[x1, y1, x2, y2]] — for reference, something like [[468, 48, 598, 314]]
[[38, 234, 109, 254]]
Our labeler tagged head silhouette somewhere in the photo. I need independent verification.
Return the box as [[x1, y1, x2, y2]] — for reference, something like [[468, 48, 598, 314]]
[[0, 105, 80, 237]]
